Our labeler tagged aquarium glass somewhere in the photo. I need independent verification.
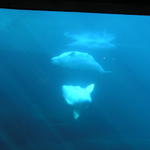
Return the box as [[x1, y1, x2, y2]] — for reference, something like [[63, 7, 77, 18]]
[[0, 8, 150, 150]]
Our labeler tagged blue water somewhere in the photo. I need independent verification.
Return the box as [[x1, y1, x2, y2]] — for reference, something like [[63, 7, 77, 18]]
[[0, 8, 150, 150]]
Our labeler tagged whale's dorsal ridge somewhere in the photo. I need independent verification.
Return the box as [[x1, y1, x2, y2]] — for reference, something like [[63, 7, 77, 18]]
[[69, 51, 76, 56]]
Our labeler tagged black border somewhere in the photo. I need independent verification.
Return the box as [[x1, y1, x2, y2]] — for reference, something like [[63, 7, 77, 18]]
[[0, 1, 150, 16]]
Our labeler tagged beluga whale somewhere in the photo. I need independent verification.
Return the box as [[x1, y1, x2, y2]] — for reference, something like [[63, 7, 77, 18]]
[[62, 83, 95, 119], [51, 51, 111, 74]]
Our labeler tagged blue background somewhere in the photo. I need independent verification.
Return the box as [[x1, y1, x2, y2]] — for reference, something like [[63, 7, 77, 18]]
[[0, 8, 150, 150]]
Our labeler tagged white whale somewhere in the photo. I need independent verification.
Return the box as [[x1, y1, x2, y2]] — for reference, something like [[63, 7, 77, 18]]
[[62, 84, 95, 119], [51, 51, 111, 73]]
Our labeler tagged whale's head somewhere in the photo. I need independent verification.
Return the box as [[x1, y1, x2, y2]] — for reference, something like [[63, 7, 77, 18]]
[[51, 51, 78, 67], [51, 56, 59, 64]]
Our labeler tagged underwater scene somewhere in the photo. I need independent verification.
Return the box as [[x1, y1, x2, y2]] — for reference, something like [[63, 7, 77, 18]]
[[0, 8, 150, 150]]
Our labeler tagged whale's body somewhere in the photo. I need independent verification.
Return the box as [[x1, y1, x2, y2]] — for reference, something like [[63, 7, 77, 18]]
[[51, 51, 110, 73], [62, 84, 95, 119]]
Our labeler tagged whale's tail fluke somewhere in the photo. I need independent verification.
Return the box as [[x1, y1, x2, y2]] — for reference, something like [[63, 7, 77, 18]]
[[98, 68, 112, 74], [73, 110, 80, 119], [97, 63, 112, 74]]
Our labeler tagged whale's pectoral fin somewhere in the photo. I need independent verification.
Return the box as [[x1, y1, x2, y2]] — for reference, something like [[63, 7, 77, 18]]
[[65, 98, 73, 105]]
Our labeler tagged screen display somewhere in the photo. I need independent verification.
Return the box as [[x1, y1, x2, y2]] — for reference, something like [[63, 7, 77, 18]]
[[0, 8, 150, 150]]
